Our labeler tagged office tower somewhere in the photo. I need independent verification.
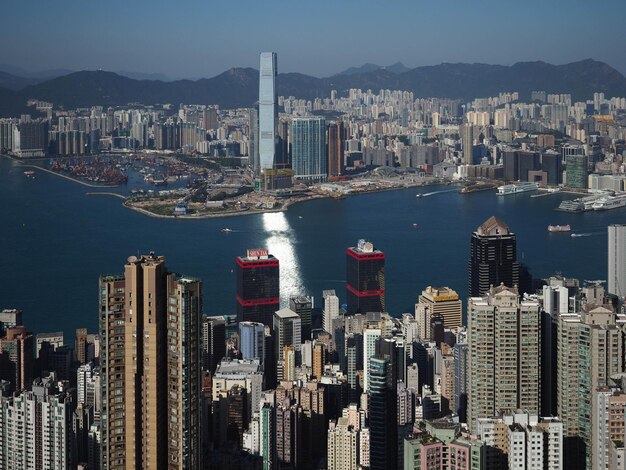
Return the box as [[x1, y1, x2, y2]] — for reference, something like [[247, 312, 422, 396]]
[[0, 325, 34, 391], [289, 295, 312, 341], [468, 216, 520, 297], [467, 285, 541, 433], [327, 121, 345, 178], [274, 308, 301, 362], [557, 300, 623, 468], [260, 403, 276, 470], [541, 152, 563, 185], [346, 336, 359, 400], [312, 342, 326, 379], [0, 309, 22, 336], [291, 116, 327, 182], [236, 249, 280, 328], [419, 286, 463, 331], [239, 321, 265, 364], [202, 315, 226, 373], [100, 254, 202, 470], [477, 412, 563, 470], [276, 398, 303, 468], [368, 354, 397, 470], [259, 52, 277, 172], [323, 289, 340, 333], [77, 361, 101, 416], [565, 153, 588, 189], [0, 375, 72, 470], [327, 417, 360, 470], [608, 224, 626, 298], [346, 239, 385, 315]]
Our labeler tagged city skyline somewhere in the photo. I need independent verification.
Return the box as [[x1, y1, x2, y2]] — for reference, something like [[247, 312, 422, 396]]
[[1, 0, 626, 78]]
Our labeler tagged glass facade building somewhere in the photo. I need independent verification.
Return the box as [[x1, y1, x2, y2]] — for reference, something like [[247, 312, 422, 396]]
[[291, 117, 327, 182], [236, 252, 280, 328], [346, 240, 385, 315], [259, 52, 277, 172]]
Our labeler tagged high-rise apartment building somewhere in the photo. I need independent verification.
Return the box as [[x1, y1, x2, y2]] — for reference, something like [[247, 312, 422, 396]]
[[100, 254, 202, 470], [469, 216, 519, 297], [0, 325, 34, 392], [259, 52, 277, 172], [77, 361, 101, 417], [236, 249, 280, 328], [418, 286, 463, 331], [274, 308, 301, 362], [0, 375, 72, 470], [327, 417, 360, 470], [291, 117, 327, 182], [556, 299, 624, 468], [346, 239, 385, 315], [467, 285, 541, 433], [608, 224, 626, 298]]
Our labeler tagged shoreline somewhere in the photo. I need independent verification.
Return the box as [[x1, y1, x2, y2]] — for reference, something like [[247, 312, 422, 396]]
[[2, 155, 120, 189]]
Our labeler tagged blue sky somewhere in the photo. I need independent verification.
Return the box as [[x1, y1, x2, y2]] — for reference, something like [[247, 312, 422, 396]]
[[1, 0, 625, 78]]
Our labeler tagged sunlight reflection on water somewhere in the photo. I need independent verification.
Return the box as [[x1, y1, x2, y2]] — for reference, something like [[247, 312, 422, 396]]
[[261, 212, 307, 306]]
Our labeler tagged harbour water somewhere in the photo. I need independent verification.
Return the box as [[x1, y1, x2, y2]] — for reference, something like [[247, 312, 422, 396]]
[[1, 155, 624, 340]]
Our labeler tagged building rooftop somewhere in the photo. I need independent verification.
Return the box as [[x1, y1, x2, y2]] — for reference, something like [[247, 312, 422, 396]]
[[475, 216, 511, 237], [215, 358, 262, 376], [274, 308, 299, 319]]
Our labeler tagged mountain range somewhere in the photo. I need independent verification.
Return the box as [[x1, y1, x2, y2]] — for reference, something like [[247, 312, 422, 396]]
[[1, 59, 625, 117]]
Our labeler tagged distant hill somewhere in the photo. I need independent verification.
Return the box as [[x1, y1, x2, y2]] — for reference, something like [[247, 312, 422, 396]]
[[0, 71, 39, 91], [1, 59, 625, 117], [338, 62, 411, 76]]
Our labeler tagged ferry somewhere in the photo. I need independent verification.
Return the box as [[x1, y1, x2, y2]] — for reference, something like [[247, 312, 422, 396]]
[[592, 195, 626, 211], [547, 224, 571, 232], [23, 171, 35, 177], [497, 182, 539, 196]]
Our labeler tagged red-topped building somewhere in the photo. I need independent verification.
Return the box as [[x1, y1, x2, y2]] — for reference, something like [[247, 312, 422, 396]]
[[236, 248, 280, 328], [346, 239, 385, 315]]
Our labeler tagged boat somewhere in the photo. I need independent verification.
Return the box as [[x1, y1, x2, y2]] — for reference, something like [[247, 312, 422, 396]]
[[221, 228, 233, 233], [23, 171, 35, 177], [412, 223, 418, 228], [547, 225, 571, 232], [497, 182, 539, 196], [415, 194, 423, 198], [592, 195, 626, 211]]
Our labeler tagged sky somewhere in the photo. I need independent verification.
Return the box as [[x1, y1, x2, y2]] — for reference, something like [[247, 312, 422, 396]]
[[1, 0, 626, 79]]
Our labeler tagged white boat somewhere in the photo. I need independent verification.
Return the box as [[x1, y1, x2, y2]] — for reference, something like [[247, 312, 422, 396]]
[[221, 228, 233, 233], [592, 196, 626, 211], [497, 182, 539, 196]]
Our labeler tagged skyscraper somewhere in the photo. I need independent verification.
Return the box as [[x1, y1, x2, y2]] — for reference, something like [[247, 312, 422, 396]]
[[291, 117, 327, 182], [100, 254, 202, 470], [327, 121, 345, 178], [239, 321, 266, 364], [273, 308, 301, 363], [236, 249, 280, 329], [346, 239, 385, 315], [259, 52, 277, 172], [0, 325, 33, 392], [368, 353, 397, 470], [201, 315, 226, 374], [467, 285, 541, 433], [322, 289, 340, 334], [608, 224, 626, 298], [469, 216, 519, 297], [289, 295, 312, 341], [418, 286, 463, 331]]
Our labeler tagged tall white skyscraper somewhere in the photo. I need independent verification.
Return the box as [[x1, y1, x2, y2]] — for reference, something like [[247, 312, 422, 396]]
[[259, 52, 277, 172], [608, 224, 626, 298], [291, 116, 327, 182], [323, 289, 339, 333]]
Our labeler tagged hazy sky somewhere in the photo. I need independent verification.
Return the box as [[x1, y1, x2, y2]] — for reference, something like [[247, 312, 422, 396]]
[[2, 0, 626, 78]]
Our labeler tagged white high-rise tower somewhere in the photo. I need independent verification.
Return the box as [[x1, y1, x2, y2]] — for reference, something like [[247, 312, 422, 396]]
[[608, 224, 626, 298], [259, 52, 277, 172]]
